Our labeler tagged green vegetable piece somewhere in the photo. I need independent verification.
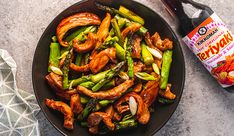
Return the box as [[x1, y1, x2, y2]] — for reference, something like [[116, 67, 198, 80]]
[[111, 18, 124, 46], [99, 100, 114, 107], [80, 96, 89, 104], [101, 79, 115, 90], [160, 50, 173, 89], [114, 43, 125, 61], [51, 36, 57, 42], [115, 118, 138, 130], [48, 42, 61, 72], [152, 63, 160, 75], [65, 27, 87, 42], [90, 70, 111, 83], [141, 42, 154, 65], [126, 35, 134, 78], [62, 45, 73, 89], [69, 75, 91, 87], [119, 5, 144, 25], [78, 99, 98, 121], [92, 61, 125, 92], [75, 54, 82, 66], [135, 72, 157, 81], [158, 97, 174, 104], [79, 81, 95, 89], [80, 122, 88, 127]]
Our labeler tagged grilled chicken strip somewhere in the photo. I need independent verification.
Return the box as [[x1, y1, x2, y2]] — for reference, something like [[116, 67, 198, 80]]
[[114, 92, 150, 125], [90, 13, 112, 60], [121, 23, 141, 39], [69, 63, 90, 73], [89, 47, 116, 74], [77, 80, 134, 100], [140, 73, 160, 107], [45, 99, 74, 130], [56, 12, 101, 47], [151, 32, 173, 51], [73, 32, 97, 53], [46, 73, 77, 100], [132, 35, 142, 59], [87, 112, 115, 134], [70, 94, 83, 114], [133, 61, 145, 73]]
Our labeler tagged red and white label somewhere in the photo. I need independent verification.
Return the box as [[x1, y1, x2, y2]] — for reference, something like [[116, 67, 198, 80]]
[[183, 13, 234, 88]]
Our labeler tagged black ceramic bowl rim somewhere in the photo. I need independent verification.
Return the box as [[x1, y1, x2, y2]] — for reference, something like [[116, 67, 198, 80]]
[[32, 0, 185, 135]]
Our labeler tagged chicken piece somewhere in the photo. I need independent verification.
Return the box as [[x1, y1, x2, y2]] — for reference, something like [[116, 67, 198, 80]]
[[121, 23, 141, 39], [140, 73, 160, 107], [132, 35, 142, 59], [45, 72, 63, 92], [133, 61, 145, 73], [89, 47, 116, 74], [105, 105, 122, 121], [144, 32, 163, 56], [87, 112, 115, 134], [77, 80, 134, 100], [46, 73, 78, 100], [69, 63, 90, 73], [96, 13, 111, 43], [73, 32, 97, 53], [159, 84, 176, 100], [56, 89, 77, 100], [114, 92, 150, 125], [56, 12, 101, 47], [70, 94, 83, 114], [45, 99, 74, 130], [151, 32, 173, 51], [132, 83, 143, 93]]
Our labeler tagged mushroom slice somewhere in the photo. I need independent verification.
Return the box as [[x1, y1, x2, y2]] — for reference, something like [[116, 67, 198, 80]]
[[45, 99, 74, 130], [114, 92, 150, 125], [56, 12, 101, 47], [87, 112, 115, 134]]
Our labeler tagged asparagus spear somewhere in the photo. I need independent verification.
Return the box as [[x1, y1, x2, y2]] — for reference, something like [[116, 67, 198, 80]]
[[141, 42, 154, 65], [115, 118, 138, 130], [126, 35, 134, 78], [158, 97, 174, 104], [90, 69, 111, 83], [115, 15, 148, 35], [51, 36, 57, 42], [114, 43, 125, 61], [97, 36, 119, 51], [65, 26, 87, 42], [111, 18, 124, 46], [80, 96, 89, 104], [75, 54, 82, 66], [78, 99, 98, 121], [79, 81, 95, 89], [101, 79, 115, 90], [98, 100, 114, 107], [95, 2, 144, 25], [69, 75, 91, 87], [62, 43, 73, 89], [48, 42, 60, 72], [92, 61, 125, 92], [160, 50, 173, 89]]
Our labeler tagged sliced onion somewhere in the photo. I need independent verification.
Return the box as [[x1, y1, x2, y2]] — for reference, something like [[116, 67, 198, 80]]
[[129, 96, 137, 116], [58, 51, 69, 59], [118, 71, 129, 80], [50, 66, 63, 76], [152, 63, 160, 75], [68, 80, 74, 90], [146, 46, 162, 59], [228, 71, 234, 77]]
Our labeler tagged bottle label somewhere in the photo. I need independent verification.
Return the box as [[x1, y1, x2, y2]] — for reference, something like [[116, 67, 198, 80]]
[[182, 13, 234, 88]]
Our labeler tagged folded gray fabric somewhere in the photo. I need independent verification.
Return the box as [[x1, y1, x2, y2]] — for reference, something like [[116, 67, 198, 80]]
[[0, 49, 40, 136]]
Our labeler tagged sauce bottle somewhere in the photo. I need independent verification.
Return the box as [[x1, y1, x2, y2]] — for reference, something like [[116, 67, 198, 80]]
[[161, 0, 234, 89]]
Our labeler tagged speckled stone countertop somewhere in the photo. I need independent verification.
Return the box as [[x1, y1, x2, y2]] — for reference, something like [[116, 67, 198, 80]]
[[1, 0, 234, 136]]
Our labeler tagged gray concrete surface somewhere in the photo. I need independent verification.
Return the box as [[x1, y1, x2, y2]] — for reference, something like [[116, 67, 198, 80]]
[[1, 0, 234, 136]]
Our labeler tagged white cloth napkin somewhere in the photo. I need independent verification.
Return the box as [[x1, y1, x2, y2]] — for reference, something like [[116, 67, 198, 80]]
[[0, 49, 40, 136]]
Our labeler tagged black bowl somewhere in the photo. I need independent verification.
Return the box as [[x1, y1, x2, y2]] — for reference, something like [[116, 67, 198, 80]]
[[32, 0, 185, 135]]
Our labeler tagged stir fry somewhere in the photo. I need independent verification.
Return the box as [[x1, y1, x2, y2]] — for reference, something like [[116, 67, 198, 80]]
[[45, 3, 176, 134]]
